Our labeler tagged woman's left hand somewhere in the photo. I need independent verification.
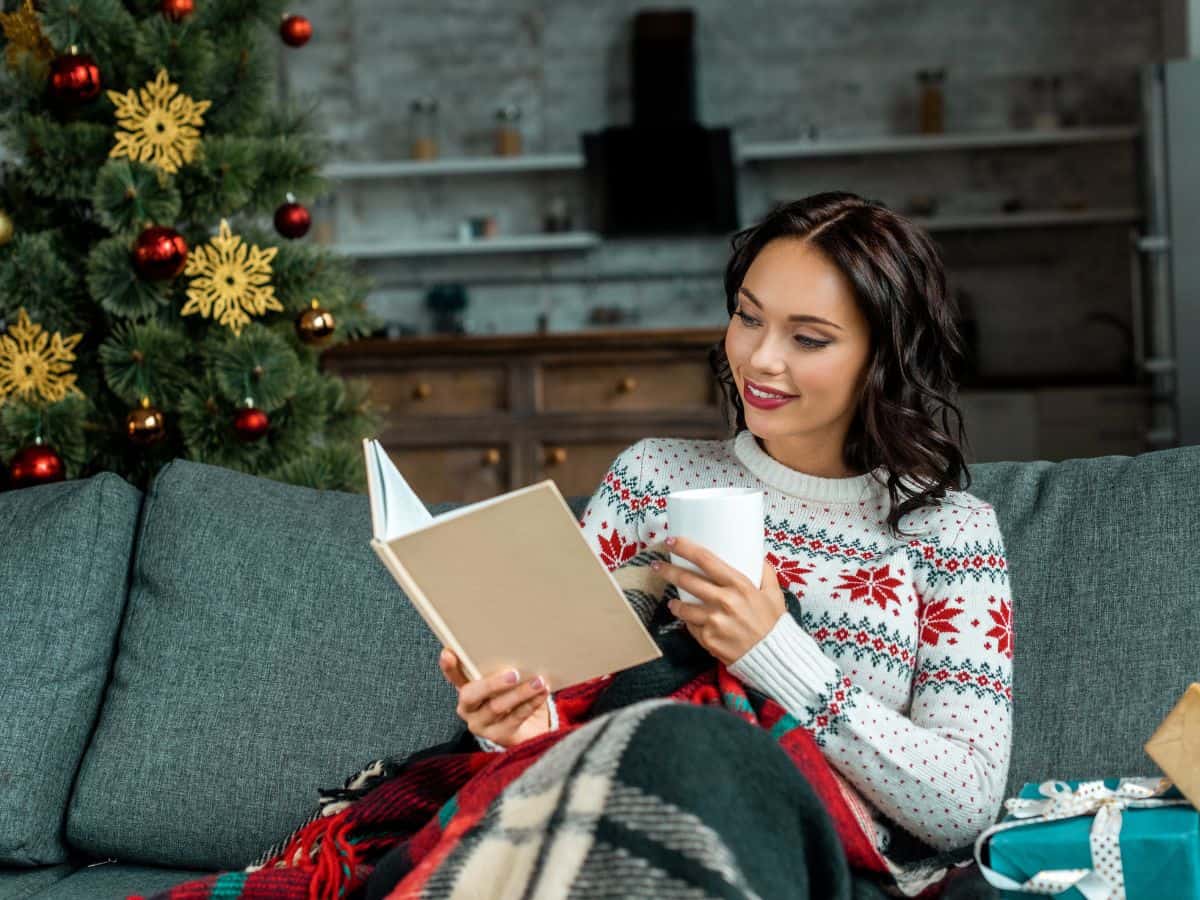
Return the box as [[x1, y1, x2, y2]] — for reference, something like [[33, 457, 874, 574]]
[[652, 536, 786, 666]]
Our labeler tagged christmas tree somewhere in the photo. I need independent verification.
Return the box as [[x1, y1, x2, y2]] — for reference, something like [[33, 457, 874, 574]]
[[0, 0, 383, 493]]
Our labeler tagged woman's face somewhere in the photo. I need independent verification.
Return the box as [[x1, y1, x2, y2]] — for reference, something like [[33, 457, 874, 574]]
[[723, 238, 873, 471]]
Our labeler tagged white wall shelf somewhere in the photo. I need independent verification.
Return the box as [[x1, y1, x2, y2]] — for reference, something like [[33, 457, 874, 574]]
[[736, 125, 1140, 161], [332, 210, 1139, 260], [320, 126, 1140, 181], [913, 207, 1142, 231], [333, 231, 600, 259], [323, 153, 584, 180]]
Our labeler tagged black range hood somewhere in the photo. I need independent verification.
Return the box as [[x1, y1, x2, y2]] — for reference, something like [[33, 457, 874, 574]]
[[582, 10, 739, 237]]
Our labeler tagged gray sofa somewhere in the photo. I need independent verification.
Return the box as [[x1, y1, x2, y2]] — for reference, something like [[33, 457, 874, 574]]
[[1, 446, 1197, 899]]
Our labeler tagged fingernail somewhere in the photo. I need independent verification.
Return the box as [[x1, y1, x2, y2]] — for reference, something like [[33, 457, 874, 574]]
[[531, 676, 545, 690], [651, 561, 662, 571], [665, 536, 676, 546], [506, 670, 520, 684]]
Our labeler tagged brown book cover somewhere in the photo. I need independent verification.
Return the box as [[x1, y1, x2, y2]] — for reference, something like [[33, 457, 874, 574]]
[[363, 439, 661, 689]]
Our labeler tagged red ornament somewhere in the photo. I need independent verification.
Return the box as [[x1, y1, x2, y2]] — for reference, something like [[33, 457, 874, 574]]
[[279, 13, 313, 47], [274, 201, 311, 239], [132, 226, 189, 281], [48, 50, 102, 105], [233, 405, 270, 442], [8, 443, 65, 490], [160, 0, 195, 22]]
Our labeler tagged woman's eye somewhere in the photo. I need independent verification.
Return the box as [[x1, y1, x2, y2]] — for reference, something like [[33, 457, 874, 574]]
[[736, 311, 828, 349]]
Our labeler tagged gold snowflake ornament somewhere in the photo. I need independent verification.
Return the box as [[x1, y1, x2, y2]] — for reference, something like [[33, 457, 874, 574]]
[[183, 219, 282, 336], [0, 0, 53, 72], [107, 68, 212, 175], [0, 308, 83, 405]]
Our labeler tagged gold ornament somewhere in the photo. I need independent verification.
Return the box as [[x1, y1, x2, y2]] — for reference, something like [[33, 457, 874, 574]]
[[126, 396, 167, 445], [295, 298, 336, 345], [182, 218, 281, 336], [0, 307, 82, 405], [0, 0, 53, 72], [107, 68, 211, 175], [0, 210, 13, 247]]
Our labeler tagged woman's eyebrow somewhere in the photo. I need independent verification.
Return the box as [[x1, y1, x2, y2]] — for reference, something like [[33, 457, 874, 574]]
[[739, 287, 843, 330]]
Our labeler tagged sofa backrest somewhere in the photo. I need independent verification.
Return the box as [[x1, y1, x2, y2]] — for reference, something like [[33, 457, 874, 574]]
[[64, 460, 464, 872], [963, 445, 1198, 795]]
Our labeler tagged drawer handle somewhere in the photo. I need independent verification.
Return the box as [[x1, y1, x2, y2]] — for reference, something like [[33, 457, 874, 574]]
[[482, 448, 502, 466], [412, 382, 433, 400], [545, 447, 568, 466], [617, 376, 639, 394]]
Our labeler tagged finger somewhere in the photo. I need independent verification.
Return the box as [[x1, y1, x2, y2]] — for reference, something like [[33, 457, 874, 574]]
[[487, 690, 548, 731], [481, 676, 548, 723], [656, 560, 724, 606], [762, 558, 780, 591], [666, 536, 743, 587], [667, 595, 710, 626], [459, 667, 522, 714], [439, 649, 468, 689]]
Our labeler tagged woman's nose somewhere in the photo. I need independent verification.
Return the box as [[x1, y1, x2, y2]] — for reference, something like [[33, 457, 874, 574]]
[[748, 336, 788, 372]]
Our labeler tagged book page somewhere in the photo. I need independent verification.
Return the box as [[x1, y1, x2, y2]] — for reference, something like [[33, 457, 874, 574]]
[[364, 439, 434, 541]]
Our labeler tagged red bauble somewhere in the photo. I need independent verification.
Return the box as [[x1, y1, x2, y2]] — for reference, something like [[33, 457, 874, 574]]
[[160, 0, 195, 22], [48, 51, 102, 105], [233, 406, 270, 442], [274, 201, 311, 239], [279, 14, 313, 47], [132, 226, 188, 281], [8, 443, 65, 490]]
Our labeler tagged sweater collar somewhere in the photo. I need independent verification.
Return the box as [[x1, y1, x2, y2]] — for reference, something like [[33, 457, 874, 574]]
[[733, 430, 889, 503]]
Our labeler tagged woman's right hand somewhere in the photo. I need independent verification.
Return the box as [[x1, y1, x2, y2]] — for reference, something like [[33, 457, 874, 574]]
[[438, 648, 553, 749]]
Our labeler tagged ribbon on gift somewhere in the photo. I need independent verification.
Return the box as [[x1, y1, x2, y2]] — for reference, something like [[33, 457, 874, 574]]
[[973, 777, 1191, 900]]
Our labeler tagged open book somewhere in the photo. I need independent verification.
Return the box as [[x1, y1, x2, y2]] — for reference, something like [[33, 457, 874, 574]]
[[363, 439, 662, 690]]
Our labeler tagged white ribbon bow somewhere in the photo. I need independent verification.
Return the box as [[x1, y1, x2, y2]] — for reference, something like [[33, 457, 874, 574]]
[[973, 777, 1188, 900]]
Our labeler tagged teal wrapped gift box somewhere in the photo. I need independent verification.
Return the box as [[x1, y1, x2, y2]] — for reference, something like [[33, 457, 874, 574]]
[[987, 779, 1200, 899]]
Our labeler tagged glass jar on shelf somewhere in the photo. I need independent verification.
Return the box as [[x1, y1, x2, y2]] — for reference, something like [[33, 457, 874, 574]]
[[494, 104, 523, 157], [410, 96, 440, 160], [1031, 74, 1064, 130], [917, 68, 946, 134]]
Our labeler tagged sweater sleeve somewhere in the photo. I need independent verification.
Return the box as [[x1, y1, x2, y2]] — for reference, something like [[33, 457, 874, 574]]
[[578, 439, 649, 571], [476, 440, 648, 752], [727, 502, 1013, 852]]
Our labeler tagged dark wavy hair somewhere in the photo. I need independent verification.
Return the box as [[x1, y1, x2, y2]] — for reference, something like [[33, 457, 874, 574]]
[[708, 191, 972, 539]]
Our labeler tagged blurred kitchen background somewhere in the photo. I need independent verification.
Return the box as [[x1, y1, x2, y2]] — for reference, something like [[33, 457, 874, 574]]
[[296, 0, 1198, 503]]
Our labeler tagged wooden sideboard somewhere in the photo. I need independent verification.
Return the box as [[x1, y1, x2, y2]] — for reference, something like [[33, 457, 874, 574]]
[[321, 329, 732, 504], [321, 329, 1151, 505]]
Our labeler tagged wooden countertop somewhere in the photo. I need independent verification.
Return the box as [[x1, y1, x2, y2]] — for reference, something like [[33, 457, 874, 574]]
[[320, 327, 727, 359], [320, 328, 1144, 391]]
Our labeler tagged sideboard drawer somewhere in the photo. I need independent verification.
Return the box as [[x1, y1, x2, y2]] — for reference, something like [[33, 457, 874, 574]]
[[539, 360, 717, 413], [386, 444, 510, 505], [535, 440, 641, 502], [367, 367, 508, 418]]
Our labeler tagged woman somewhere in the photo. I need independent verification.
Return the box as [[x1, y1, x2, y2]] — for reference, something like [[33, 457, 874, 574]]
[[436, 191, 1014, 893]]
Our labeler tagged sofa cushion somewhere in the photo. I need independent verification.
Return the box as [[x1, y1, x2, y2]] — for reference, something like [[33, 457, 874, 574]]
[[65, 460, 463, 871], [0, 864, 74, 900], [0, 474, 142, 866], [967, 445, 1200, 794], [11, 862, 210, 899]]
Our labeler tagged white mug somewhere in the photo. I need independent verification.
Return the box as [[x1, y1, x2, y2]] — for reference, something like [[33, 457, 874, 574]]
[[665, 487, 764, 604]]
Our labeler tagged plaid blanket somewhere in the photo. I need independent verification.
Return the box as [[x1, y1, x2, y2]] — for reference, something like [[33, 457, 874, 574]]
[[131, 551, 967, 900]]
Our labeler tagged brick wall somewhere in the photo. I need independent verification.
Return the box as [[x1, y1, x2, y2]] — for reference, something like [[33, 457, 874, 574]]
[[279, 0, 1161, 379]]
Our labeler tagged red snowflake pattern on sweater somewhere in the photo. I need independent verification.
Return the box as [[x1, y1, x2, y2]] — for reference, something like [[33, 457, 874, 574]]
[[834, 564, 905, 611]]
